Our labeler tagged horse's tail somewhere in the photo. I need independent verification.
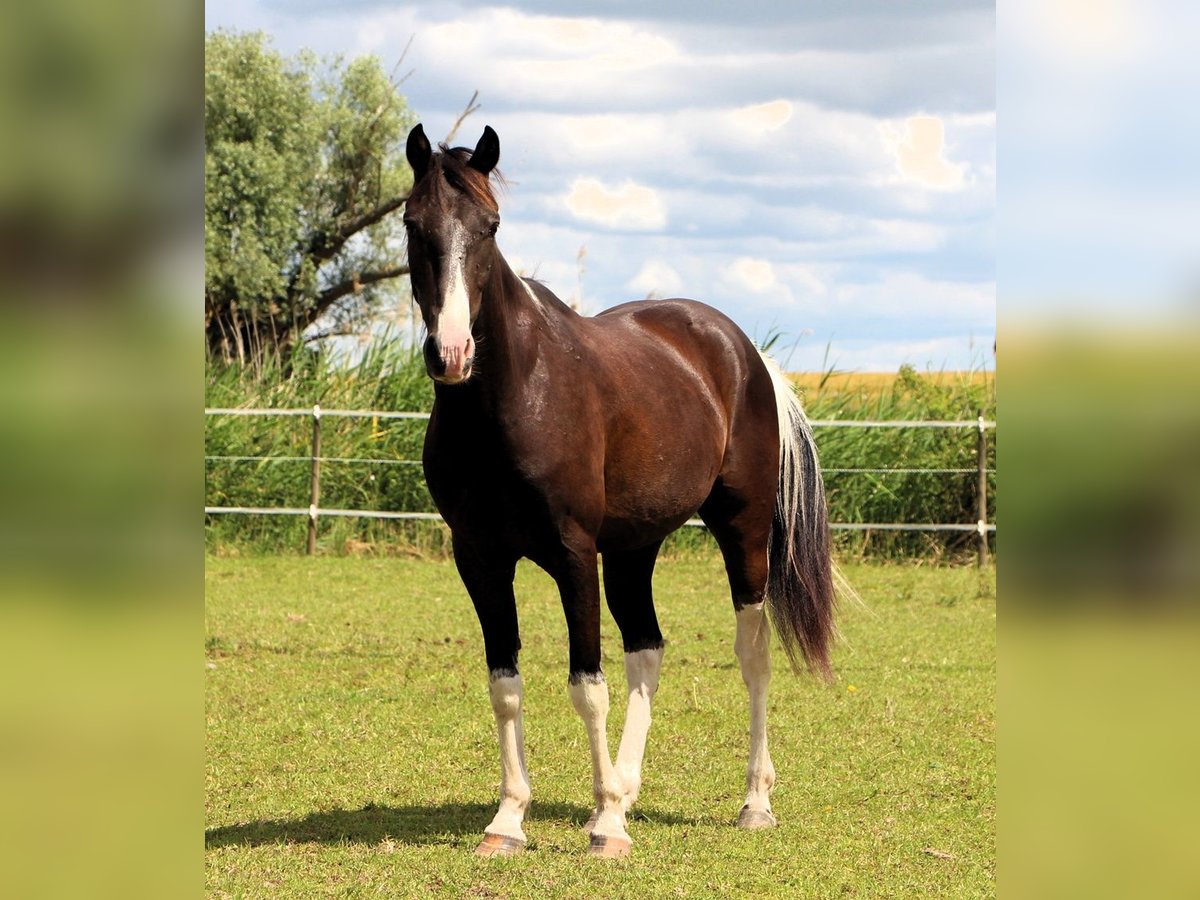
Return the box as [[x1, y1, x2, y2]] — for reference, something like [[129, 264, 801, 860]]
[[760, 354, 837, 682]]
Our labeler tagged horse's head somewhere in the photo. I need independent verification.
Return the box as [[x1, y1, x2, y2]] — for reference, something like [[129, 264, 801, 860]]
[[404, 123, 501, 385]]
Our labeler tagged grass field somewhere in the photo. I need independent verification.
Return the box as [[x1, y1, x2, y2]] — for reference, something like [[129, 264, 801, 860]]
[[205, 555, 995, 898]]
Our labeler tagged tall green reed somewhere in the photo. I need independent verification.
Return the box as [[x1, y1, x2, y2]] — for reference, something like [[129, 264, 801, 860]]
[[804, 364, 996, 560], [205, 338, 447, 555]]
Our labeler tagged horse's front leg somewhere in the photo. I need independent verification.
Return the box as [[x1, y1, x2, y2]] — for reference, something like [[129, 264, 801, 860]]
[[601, 541, 667, 822], [553, 537, 632, 858], [455, 542, 529, 857]]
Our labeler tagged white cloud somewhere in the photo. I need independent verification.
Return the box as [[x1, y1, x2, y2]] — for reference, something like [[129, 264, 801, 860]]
[[693, 256, 832, 314], [828, 273, 994, 326], [778, 263, 828, 297], [730, 99, 794, 133], [469, 97, 942, 198], [1009, 0, 1147, 66], [565, 178, 667, 231], [880, 115, 967, 191], [628, 260, 684, 298], [725, 257, 781, 294], [719, 256, 806, 308], [415, 9, 680, 106]]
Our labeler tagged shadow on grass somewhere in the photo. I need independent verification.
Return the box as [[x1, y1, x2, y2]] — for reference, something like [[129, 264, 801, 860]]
[[206, 800, 698, 848]]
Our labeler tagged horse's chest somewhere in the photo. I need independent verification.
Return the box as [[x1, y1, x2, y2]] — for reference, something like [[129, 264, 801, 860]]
[[423, 428, 571, 541]]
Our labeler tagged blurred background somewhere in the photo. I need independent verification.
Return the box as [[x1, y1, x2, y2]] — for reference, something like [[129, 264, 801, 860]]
[[1000, 0, 1200, 896], [1, 0, 1198, 894], [0, 0, 196, 894]]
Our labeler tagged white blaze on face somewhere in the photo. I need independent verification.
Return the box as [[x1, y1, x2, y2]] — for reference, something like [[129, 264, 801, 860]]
[[436, 222, 474, 379]]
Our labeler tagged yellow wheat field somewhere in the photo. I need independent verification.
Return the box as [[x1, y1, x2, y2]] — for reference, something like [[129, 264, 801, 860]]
[[788, 370, 994, 404]]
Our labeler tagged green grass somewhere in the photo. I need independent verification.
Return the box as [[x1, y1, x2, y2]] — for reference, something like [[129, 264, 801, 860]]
[[205, 555, 995, 898]]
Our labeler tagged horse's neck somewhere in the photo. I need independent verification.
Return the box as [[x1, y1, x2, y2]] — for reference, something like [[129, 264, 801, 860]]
[[479, 257, 535, 353], [438, 256, 572, 413]]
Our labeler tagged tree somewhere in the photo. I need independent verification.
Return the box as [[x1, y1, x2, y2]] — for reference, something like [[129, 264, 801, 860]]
[[204, 31, 417, 366]]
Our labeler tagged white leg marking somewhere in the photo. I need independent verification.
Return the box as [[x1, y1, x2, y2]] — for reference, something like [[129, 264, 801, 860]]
[[568, 677, 630, 842], [613, 647, 664, 811], [735, 603, 776, 816], [484, 673, 531, 842]]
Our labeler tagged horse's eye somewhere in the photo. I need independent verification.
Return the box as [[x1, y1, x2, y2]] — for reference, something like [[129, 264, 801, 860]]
[[487, 222, 499, 237]]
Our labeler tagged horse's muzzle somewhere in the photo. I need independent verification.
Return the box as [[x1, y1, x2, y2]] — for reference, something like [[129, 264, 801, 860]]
[[424, 333, 475, 384]]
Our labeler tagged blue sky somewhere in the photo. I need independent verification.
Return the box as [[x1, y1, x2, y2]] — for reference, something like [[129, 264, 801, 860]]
[[998, 0, 1200, 317], [206, 0, 996, 372]]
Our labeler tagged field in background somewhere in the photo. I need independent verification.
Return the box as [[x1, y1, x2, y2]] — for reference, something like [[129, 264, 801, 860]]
[[790, 370, 994, 409], [205, 555, 995, 897], [205, 346, 997, 561]]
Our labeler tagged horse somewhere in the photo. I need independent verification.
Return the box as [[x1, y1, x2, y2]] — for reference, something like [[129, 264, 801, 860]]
[[403, 123, 836, 858]]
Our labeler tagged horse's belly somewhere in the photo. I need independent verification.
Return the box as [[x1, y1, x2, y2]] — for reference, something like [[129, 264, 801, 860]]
[[598, 447, 720, 550], [596, 508, 698, 552]]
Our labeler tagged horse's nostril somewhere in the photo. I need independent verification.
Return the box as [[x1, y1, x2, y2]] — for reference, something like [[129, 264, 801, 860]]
[[423, 335, 445, 377]]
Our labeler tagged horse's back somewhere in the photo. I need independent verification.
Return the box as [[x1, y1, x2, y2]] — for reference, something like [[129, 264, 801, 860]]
[[590, 298, 771, 424], [595, 297, 751, 350]]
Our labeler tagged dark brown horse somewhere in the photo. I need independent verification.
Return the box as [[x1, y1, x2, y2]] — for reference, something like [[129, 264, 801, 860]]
[[403, 124, 835, 858]]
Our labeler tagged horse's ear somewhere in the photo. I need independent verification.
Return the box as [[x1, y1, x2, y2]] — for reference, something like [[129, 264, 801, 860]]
[[407, 123, 432, 182], [468, 126, 500, 176]]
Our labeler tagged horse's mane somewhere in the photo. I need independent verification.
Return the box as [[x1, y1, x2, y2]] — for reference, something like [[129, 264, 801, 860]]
[[435, 143, 503, 212]]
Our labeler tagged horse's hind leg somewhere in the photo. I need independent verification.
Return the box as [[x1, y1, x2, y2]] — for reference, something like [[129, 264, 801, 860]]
[[597, 541, 666, 826], [732, 592, 777, 828], [700, 487, 778, 829]]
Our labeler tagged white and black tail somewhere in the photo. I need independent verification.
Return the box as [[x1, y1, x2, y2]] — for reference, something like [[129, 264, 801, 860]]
[[760, 354, 837, 681]]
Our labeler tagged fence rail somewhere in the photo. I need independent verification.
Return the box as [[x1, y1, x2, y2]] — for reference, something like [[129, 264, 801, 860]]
[[205, 406, 996, 562]]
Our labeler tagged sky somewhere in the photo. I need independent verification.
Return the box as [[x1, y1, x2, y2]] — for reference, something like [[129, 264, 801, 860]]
[[998, 0, 1200, 318], [205, 0, 996, 372]]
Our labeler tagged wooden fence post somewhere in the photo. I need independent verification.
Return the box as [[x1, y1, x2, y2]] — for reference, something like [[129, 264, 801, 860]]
[[307, 404, 321, 555], [976, 409, 988, 567]]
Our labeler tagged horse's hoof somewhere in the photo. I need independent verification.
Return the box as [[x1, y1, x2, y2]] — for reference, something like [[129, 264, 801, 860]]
[[737, 806, 777, 829], [587, 833, 632, 859], [474, 833, 525, 857]]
